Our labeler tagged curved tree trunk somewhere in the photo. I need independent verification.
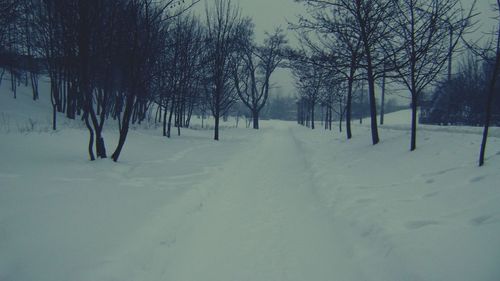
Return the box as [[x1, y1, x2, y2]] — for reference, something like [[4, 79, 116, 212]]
[[112, 94, 135, 162], [83, 113, 95, 161]]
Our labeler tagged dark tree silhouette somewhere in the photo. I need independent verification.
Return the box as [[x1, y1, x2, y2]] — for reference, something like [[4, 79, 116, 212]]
[[205, 0, 243, 140], [386, 0, 476, 151], [293, 4, 364, 139], [233, 26, 287, 129]]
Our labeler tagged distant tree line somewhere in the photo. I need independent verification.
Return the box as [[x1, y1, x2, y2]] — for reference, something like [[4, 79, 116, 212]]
[[289, 0, 500, 167], [0, 0, 287, 161], [261, 95, 297, 121]]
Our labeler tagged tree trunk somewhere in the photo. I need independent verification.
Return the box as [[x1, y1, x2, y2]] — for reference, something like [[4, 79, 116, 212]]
[[346, 78, 353, 139], [83, 113, 95, 161], [479, 56, 500, 166], [368, 78, 379, 144], [156, 104, 162, 123], [162, 105, 168, 137], [339, 101, 343, 132], [96, 136, 106, 158], [176, 102, 181, 136], [112, 94, 135, 162], [311, 104, 315, 130], [329, 107, 333, 130], [112, 125, 129, 162], [10, 69, 17, 99], [89, 107, 107, 159], [214, 114, 220, 141], [185, 103, 194, 127], [167, 100, 175, 138], [52, 105, 57, 131], [365, 62, 380, 145], [214, 86, 221, 140], [358, 15, 380, 144], [410, 93, 418, 151], [359, 80, 364, 124], [30, 72, 39, 101], [380, 70, 386, 125], [252, 109, 259, 129], [325, 108, 329, 130], [479, 115, 491, 167]]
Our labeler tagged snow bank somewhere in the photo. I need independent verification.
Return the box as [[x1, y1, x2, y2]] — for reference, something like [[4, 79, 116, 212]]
[[292, 121, 500, 281], [374, 109, 500, 137]]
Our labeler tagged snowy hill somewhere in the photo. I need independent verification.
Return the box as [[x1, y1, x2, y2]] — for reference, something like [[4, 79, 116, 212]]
[[1, 80, 500, 281], [0, 77, 53, 133], [367, 108, 500, 137]]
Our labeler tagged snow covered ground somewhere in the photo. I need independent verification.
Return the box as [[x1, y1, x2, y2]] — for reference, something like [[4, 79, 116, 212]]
[[1, 81, 500, 281]]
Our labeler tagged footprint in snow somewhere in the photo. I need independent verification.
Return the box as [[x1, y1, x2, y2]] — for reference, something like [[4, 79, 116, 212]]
[[422, 191, 439, 198], [425, 178, 435, 184], [470, 215, 497, 226], [424, 167, 459, 177], [160, 237, 176, 247], [469, 175, 486, 183], [405, 220, 441, 230]]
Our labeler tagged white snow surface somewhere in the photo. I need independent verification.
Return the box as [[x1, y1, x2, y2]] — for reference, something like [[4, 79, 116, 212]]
[[1, 80, 500, 281]]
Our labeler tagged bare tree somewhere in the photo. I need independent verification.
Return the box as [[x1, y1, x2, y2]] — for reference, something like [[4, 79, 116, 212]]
[[233, 26, 287, 129], [464, 1, 500, 166], [0, 0, 17, 52], [159, 15, 204, 137], [205, 0, 242, 140], [292, 58, 327, 130], [297, 0, 396, 144], [112, 0, 170, 161], [386, 0, 476, 151], [20, 0, 40, 101], [293, 1, 365, 139]]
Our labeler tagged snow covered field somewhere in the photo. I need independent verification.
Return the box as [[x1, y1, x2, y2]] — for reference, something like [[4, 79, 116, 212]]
[[1, 82, 500, 281]]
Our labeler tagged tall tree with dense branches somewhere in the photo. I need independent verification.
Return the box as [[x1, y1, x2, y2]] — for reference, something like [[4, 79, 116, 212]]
[[233, 26, 287, 129], [465, 0, 500, 166], [386, 0, 476, 151], [296, 0, 396, 145], [293, 3, 364, 139], [205, 0, 243, 140]]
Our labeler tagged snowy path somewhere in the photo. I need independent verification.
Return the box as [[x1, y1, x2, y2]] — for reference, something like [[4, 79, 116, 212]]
[[164, 123, 359, 281]]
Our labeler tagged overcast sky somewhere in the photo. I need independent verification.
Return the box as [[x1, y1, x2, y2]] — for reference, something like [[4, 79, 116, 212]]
[[195, 0, 499, 98]]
